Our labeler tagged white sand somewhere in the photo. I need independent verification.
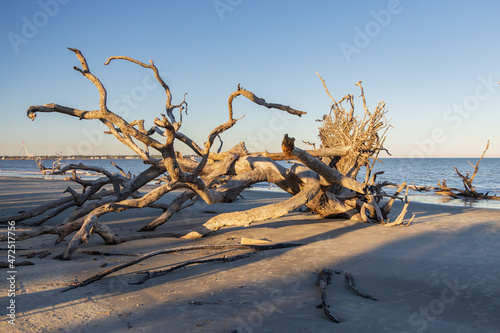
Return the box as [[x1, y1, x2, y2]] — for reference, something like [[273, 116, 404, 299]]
[[1, 177, 500, 332]]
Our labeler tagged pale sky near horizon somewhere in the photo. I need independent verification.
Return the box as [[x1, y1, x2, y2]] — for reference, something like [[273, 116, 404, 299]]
[[1, 0, 499, 158]]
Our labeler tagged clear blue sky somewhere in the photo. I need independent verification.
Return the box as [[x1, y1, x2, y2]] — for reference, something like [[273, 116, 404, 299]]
[[1, 0, 499, 158]]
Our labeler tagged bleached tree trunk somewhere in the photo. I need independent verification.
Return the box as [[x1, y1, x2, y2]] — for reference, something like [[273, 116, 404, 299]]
[[0, 48, 404, 258]]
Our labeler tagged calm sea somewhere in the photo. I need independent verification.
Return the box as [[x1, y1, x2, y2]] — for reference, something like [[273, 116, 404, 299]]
[[1, 158, 499, 209]]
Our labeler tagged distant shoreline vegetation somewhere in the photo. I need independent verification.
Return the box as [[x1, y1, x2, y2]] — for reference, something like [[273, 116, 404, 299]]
[[3, 155, 499, 160], [0, 155, 200, 160]]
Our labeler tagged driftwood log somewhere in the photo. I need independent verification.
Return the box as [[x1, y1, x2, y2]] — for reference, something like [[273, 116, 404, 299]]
[[0, 48, 405, 259], [61, 243, 302, 292]]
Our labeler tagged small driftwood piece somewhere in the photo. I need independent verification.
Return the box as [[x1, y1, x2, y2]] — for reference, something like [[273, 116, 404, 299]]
[[0, 261, 35, 269], [384, 185, 412, 227], [61, 243, 302, 292], [81, 251, 137, 257], [436, 141, 499, 200], [344, 272, 378, 301], [411, 182, 429, 192], [21, 250, 51, 259], [319, 268, 340, 323], [131, 253, 253, 285]]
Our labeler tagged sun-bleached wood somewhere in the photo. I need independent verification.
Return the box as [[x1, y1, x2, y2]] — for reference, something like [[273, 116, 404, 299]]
[[1, 49, 404, 258]]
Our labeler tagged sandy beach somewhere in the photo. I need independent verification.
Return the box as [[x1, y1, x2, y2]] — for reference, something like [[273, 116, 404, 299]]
[[1, 177, 500, 332]]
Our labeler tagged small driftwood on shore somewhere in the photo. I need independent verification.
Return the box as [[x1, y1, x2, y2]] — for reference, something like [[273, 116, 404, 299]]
[[0, 48, 406, 259], [317, 269, 378, 323], [343, 272, 378, 301], [318, 269, 340, 323], [436, 141, 499, 201], [61, 243, 302, 292], [34, 156, 62, 175]]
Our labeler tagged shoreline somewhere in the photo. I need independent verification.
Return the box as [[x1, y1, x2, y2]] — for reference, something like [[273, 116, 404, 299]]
[[1, 178, 500, 332], [2, 174, 500, 211]]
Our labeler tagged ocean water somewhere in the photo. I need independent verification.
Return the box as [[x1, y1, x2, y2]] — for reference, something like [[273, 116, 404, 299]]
[[373, 158, 500, 209], [1, 158, 499, 209], [374, 158, 500, 194]]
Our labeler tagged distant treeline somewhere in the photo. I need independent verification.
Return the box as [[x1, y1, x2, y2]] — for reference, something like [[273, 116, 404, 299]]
[[2, 154, 200, 160], [2, 155, 142, 160]]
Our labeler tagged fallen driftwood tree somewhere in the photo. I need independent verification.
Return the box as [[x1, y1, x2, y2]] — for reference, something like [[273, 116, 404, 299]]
[[436, 140, 499, 200], [317, 268, 377, 323], [0, 48, 407, 259]]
